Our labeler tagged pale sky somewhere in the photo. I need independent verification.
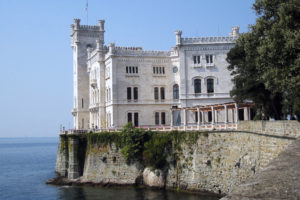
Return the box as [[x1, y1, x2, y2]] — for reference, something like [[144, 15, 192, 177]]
[[0, 0, 256, 137]]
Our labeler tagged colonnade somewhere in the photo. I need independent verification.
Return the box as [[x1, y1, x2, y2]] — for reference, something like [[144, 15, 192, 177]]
[[170, 102, 253, 130]]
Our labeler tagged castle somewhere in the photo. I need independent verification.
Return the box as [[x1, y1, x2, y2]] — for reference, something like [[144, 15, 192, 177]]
[[70, 19, 241, 130]]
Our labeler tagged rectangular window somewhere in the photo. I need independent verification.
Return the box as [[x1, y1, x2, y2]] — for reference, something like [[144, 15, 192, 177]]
[[136, 67, 138, 74], [160, 87, 165, 100], [206, 55, 213, 63], [154, 87, 159, 100], [82, 98, 84, 108], [127, 87, 132, 100], [134, 112, 139, 127], [155, 112, 160, 125], [161, 112, 166, 125], [134, 87, 138, 100], [195, 112, 198, 123], [126, 66, 128, 73], [162, 67, 165, 74], [193, 56, 201, 64], [132, 67, 135, 73], [153, 67, 155, 74], [128, 113, 132, 123], [208, 111, 212, 122], [207, 79, 214, 93]]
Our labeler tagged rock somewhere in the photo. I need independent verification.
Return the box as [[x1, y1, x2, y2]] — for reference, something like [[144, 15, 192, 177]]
[[143, 168, 165, 188]]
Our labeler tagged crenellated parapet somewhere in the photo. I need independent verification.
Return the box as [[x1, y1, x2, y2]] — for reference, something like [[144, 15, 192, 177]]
[[71, 19, 105, 47], [181, 36, 238, 45], [109, 45, 171, 57]]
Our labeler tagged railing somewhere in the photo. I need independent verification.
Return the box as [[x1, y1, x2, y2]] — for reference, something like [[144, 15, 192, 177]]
[[61, 122, 237, 135]]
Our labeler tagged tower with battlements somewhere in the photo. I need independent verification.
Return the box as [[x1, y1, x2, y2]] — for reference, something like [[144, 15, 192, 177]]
[[70, 19, 105, 129]]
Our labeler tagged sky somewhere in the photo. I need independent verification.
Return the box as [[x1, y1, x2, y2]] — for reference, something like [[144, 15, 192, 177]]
[[0, 0, 256, 137]]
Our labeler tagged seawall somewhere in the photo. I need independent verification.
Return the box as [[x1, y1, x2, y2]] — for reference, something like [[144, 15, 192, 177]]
[[55, 121, 300, 195]]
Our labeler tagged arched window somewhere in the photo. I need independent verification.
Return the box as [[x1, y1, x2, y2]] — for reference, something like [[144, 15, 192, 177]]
[[173, 84, 179, 99], [207, 78, 214, 93], [160, 87, 165, 100], [154, 87, 159, 100], [194, 79, 201, 93]]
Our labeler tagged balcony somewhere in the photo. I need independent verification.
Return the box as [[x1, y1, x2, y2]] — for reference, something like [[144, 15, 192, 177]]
[[71, 108, 77, 116], [205, 63, 215, 68], [90, 79, 97, 88], [193, 63, 203, 68]]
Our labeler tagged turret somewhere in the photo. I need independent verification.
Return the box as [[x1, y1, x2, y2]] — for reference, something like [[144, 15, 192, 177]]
[[174, 30, 182, 46], [230, 26, 240, 37], [98, 20, 105, 32], [74, 18, 81, 30], [108, 43, 115, 54]]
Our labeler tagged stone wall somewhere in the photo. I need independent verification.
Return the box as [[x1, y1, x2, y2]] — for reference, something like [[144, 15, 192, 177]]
[[238, 120, 300, 138], [55, 120, 300, 195], [82, 143, 143, 184]]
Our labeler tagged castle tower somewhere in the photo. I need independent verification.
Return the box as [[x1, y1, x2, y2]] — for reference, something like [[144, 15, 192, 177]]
[[71, 19, 105, 129]]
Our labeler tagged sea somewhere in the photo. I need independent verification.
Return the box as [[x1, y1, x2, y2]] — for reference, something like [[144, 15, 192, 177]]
[[0, 138, 220, 200]]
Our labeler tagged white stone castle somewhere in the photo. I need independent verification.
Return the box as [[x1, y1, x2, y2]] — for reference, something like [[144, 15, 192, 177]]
[[71, 19, 241, 130]]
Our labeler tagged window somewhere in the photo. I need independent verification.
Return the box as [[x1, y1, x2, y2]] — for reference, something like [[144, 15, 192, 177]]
[[161, 112, 166, 125], [128, 112, 139, 126], [155, 112, 160, 125], [173, 66, 178, 73], [126, 66, 138, 74], [195, 112, 198, 123], [154, 87, 159, 100], [153, 66, 165, 75], [160, 87, 165, 100], [173, 84, 179, 99], [207, 79, 214, 93], [82, 118, 84, 129], [193, 56, 201, 64], [206, 55, 213, 64], [127, 87, 132, 100], [134, 112, 139, 127], [194, 79, 201, 93], [128, 113, 132, 123], [208, 111, 212, 122], [82, 98, 84, 108], [133, 87, 138, 100]]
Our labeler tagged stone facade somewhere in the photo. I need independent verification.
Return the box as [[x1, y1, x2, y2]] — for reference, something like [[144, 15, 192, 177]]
[[70, 19, 238, 129], [56, 121, 300, 194]]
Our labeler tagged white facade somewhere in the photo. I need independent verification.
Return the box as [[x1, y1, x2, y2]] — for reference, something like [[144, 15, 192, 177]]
[[70, 19, 239, 129]]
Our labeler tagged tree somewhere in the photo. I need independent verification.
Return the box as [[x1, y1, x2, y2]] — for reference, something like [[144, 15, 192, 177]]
[[227, 0, 300, 120]]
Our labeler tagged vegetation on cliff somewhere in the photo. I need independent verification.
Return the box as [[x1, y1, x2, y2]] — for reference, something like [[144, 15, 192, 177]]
[[227, 0, 300, 120], [86, 123, 206, 169]]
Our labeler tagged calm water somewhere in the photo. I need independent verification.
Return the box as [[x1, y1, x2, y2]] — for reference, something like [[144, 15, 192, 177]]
[[0, 138, 219, 200]]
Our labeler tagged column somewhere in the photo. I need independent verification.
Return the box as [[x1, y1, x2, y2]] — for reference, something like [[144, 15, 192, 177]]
[[170, 109, 174, 129], [215, 109, 218, 123], [183, 108, 187, 130], [224, 105, 228, 129], [197, 107, 201, 130], [211, 106, 215, 125], [235, 103, 239, 123], [201, 111, 204, 124], [244, 107, 248, 121]]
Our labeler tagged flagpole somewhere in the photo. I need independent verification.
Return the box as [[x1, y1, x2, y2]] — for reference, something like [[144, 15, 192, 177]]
[[86, 0, 88, 25]]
